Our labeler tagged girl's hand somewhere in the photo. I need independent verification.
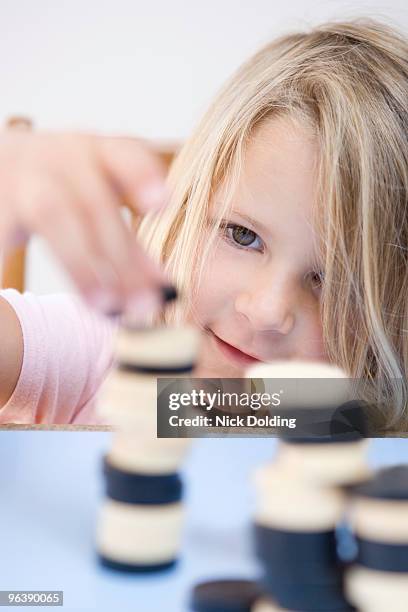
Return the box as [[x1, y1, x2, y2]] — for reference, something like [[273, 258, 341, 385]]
[[0, 130, 172, 315]]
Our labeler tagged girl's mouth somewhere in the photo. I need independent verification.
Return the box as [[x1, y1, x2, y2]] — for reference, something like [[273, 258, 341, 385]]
[[208, 328, 263, 367]]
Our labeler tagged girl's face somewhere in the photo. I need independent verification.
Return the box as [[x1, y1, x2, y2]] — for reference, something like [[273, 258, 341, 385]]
[[188, 116, 329, 377]]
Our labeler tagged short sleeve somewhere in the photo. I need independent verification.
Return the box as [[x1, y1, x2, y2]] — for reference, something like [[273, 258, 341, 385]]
[[0, 289, 118, 425]]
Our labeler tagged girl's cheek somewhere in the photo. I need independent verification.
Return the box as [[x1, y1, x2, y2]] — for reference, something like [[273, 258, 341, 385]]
[[306, 316, 329, 361], [194, 263, 230, 320], [192, 248, 244, 321], [211, 242, 255, 287]]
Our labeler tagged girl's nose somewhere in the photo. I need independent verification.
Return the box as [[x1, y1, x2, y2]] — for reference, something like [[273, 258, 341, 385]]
[[234, 276, 296, 335]]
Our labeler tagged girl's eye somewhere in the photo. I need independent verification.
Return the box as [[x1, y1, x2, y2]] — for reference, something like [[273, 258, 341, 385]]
[[221, 223, 264, 252], [308, 271, 325, 291]]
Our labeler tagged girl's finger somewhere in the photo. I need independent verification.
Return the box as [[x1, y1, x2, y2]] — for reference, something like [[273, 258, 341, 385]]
[[93, 135, 169, 215], [62, 159, 170, 299], [16, 175, 127, 311]]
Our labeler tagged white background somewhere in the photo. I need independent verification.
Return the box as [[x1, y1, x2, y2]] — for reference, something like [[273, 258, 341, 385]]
[[0, 0, 406, 294]]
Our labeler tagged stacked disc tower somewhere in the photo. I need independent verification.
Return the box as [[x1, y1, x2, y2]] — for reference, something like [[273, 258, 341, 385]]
[[246, 361, 369, 611], [95, 320, 201, 572], [188, 360, 408, 612], [189, 464, 408, 612], [345, 465, 408, 612]]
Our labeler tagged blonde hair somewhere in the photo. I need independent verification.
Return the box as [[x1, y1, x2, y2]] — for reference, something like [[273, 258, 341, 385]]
[[138, 17, 408, 430]]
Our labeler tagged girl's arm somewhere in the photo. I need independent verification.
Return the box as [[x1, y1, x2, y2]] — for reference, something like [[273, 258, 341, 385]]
[[0, 296, 23, 407], [0, 290, 118, 425]]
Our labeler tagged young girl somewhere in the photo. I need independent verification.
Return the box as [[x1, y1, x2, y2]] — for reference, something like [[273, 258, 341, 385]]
[[0, 17, 407, 429]]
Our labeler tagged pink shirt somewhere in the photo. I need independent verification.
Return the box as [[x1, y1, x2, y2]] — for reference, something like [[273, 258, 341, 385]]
[[0, 289, 118, 425]]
